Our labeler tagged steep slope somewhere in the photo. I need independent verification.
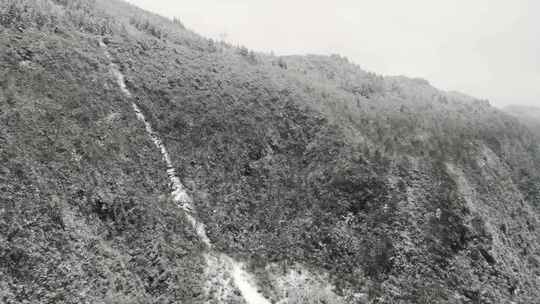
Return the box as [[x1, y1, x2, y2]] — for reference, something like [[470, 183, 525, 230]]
[[101, 38, 271, 304], [1, 0, 540, 303], [0, 1, 207, 303]]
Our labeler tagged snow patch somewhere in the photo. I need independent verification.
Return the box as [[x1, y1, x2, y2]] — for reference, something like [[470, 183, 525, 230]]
[[266, 263, 346, 304], [227, 255, 271, 304]]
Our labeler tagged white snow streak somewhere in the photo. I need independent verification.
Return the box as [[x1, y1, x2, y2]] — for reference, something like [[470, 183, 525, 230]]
[[100, 39, 270, 304], [227, 255, 271, 304]]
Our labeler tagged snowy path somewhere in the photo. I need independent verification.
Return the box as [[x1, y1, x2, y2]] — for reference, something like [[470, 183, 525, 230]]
[[100, 40, 270, 304]]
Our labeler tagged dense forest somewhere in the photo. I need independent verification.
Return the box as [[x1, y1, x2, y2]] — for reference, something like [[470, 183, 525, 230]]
[[1, 0, 539, 303]]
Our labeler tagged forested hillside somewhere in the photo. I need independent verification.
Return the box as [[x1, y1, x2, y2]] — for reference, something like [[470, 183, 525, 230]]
[[1, 0, 540, 303], [504, 105, 540, 137]]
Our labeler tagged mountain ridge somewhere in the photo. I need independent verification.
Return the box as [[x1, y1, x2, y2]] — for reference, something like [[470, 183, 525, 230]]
[[1, 0, 539, 303]]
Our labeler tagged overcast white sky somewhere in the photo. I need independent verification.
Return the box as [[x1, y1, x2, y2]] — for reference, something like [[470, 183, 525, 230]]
[[125, 0, 539, 108]]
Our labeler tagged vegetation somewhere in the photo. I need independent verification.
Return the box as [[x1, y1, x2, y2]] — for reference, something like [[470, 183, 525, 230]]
[[0, 4, 204, 302], [1, 0, 539, 303]]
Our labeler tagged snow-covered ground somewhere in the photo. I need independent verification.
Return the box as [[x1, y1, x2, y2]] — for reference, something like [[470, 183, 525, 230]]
[[100, 39, 271, 304]]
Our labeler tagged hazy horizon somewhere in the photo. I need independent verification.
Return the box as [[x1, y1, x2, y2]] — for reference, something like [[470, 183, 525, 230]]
[[124, 0, 539, 108]]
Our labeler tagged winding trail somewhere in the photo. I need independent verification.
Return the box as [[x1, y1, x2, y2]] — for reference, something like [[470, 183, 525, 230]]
[[100, 40, 271, 304]]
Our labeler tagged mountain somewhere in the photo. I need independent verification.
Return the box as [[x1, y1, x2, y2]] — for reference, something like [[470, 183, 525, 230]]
[[1, 0, 540, 303], [504, 105, 540, 137]]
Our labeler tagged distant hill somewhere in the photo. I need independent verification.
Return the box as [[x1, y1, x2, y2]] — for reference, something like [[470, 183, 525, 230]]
[[1, 0, 539, 303], [504, 105, 540, 136]]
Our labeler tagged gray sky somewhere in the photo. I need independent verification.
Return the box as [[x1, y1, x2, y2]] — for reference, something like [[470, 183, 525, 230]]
[[125, 0, 539, 108]]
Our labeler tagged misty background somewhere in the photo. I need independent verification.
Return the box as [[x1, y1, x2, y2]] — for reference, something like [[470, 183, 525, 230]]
[[125, 0, 539, 108]]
